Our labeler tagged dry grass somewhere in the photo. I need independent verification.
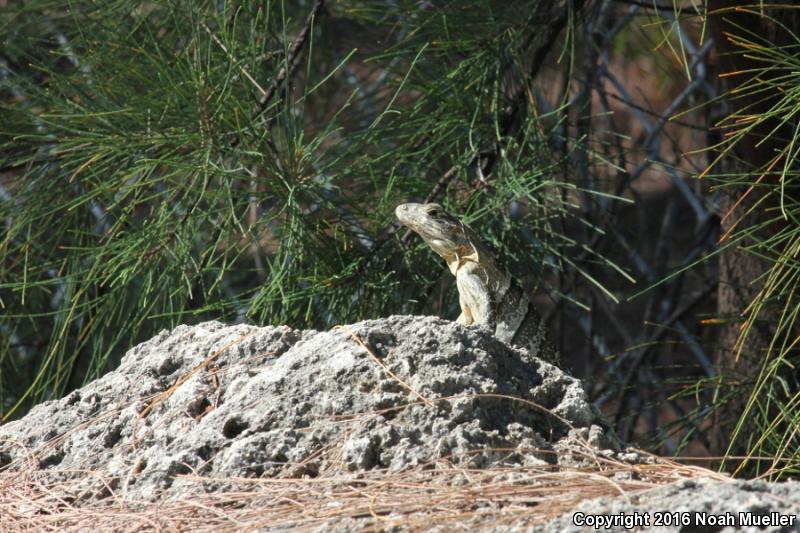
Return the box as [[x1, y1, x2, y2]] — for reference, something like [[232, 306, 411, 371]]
[[1, 449, 730, 532]]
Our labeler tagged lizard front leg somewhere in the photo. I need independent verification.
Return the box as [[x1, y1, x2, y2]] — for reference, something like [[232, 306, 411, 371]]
[[457, 295, 473, 325], [455, 263, 495, 329]]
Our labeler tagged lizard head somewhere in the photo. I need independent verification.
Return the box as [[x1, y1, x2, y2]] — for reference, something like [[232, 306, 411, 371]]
[[395, 202, 474, 268]]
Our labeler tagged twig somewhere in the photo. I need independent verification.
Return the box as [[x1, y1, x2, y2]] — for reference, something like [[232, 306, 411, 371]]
[[252, 0, 326, 120], [204, 24, 267, 98], [333, 325, 435, 407], [138, 330, 258, 419]]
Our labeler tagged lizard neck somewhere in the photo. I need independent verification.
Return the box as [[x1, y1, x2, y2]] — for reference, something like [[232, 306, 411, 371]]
[[433, 222, 477, 275], [448, 229, 510, 292], [445, 238, 484, 276]]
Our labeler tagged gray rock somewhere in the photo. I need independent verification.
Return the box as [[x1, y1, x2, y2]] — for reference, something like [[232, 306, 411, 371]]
[[0, 316, 608, 502], [536, 478, 800, 533], [3, 316, 800, 532]]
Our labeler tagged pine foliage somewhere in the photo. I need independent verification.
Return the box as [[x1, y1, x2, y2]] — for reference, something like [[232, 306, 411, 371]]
[[0, 1, 585, 418]]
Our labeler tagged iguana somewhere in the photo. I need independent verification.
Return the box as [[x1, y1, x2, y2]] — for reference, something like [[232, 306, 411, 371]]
[[396, 202, 558, 365]]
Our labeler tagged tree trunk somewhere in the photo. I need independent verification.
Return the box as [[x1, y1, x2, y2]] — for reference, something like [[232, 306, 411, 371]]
[[708, 2, 800, 462]]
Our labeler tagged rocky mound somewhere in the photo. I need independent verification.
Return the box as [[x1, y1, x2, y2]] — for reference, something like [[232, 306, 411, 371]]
[[0, 316, 616, 501]]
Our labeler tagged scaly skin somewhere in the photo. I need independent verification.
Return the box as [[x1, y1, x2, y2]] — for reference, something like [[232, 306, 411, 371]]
[[396, 202, 557, 364]]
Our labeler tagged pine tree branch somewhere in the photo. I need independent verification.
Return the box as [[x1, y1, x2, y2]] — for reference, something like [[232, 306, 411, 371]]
[[349, 0, 589, 279], [252, 0, 326, 120], [422, 0, 587, 208]]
